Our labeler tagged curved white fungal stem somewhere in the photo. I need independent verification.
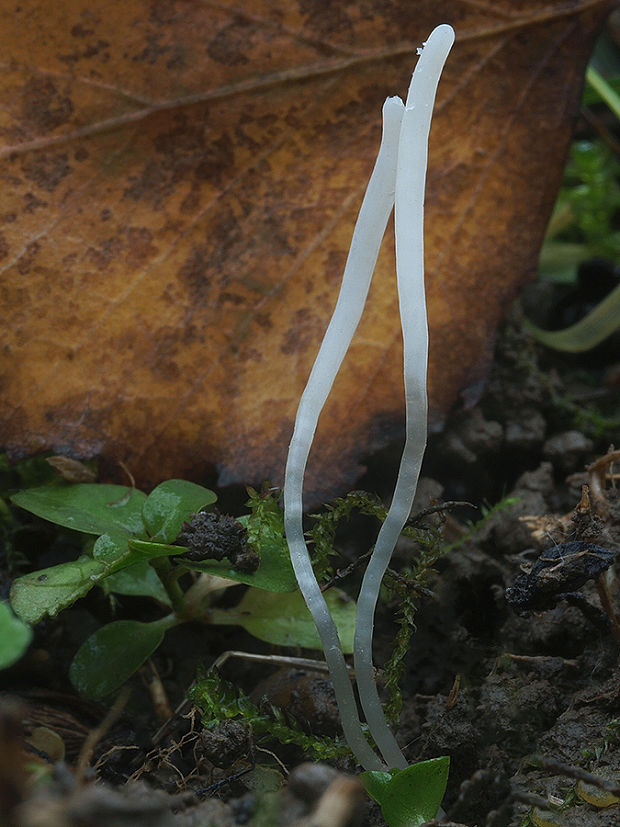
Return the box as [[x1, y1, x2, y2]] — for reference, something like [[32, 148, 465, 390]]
[[354, 23, 455, 769], [284, 24, 454, 771], [284, 97, 405, 771]]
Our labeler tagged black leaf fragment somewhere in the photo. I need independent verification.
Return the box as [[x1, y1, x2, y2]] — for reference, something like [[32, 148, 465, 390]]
[[505, 541, 615, 611]]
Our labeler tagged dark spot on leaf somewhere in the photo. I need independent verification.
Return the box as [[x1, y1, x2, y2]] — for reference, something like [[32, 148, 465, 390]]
[[219, 292, 245, 306], [325, 249, 346, 285], [21, 152, 71, 193], [59, 39, 110, 66], [280, 308, 317, 355], [180, 184, 201, 215], [298, 0, 353, 38], [123, 159, 170, 207], [132, 34, 171, 65], [23, 193, 47, 214], [178, 246, 212, 303], [207, 19, 253, 66], [125, 113, 235, 207], [149, 0, 179, 26], [145, 327, 181, 382], [124, 226, 157, 267], [70, 24, 94, 38], [17, 242, 40, 275], [19, 77, 74, 134], [195, 136, 235, 183], [87, 237, 124, 272]]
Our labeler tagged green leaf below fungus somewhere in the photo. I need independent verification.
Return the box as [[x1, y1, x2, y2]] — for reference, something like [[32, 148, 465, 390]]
[[69, 616, 177, 699], [102, 561, 172, 605], [142, 479, 216, 543], [0, 601, 32, 669], [11, 483, 147, 536], [361, 756, 450, 827], [208, 587, 355, 650]]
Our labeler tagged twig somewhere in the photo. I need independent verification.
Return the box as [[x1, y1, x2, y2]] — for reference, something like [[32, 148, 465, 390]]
[[587, 447, 620, 504], [140, 660, 173, 720], [529, 754, 620, 797], [193, 765, 253, 798], [320, 550, 372, 592], [505, 653, 578, 668], [406, 501, 474, 526], [118, 460, 137, 490], [511, 788, 553, 809], [75, 686, 131, 782]]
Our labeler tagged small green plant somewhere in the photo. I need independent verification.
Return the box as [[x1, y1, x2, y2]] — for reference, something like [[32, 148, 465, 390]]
[[190, 668, 449, 827], [540, 48, 620, 283], [3, 481, 355, 699], [361, 756, 450, 827], [541, 139, 620, 278], [579, 716, 620, 771]]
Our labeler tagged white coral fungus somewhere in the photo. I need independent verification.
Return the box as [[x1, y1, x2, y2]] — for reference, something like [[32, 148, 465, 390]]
[[284, 24, 455, 770]]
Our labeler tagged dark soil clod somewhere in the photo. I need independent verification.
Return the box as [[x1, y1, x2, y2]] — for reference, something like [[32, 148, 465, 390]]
[[505, 541, 615, 611], [176, 511, 259, 573]]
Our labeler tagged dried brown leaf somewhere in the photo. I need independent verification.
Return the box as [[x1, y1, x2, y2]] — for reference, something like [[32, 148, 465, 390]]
[[0, 0, 612, 503]]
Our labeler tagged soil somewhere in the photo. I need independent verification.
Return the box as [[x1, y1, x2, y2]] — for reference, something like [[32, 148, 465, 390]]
[[1, 291, 620, 827]]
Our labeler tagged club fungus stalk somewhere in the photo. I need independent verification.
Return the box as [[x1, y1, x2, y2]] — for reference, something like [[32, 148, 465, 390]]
[[354, 23, 455, 769], [284, 24, 454, 771], [284, 98, 404, 772]]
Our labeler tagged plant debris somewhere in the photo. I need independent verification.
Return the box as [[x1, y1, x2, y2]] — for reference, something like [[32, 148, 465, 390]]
[[505, 541, 615, 611], [177, 512, 259, 573]]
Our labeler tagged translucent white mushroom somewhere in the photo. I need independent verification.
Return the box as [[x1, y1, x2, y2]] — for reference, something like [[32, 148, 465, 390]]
[[284, 24, 454, 770], [354, 22, 455, 769], [284, 96, 404, 772]]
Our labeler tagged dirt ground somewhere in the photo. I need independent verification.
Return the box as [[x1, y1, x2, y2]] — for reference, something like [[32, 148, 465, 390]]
[[1, 289, 619, 826]]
